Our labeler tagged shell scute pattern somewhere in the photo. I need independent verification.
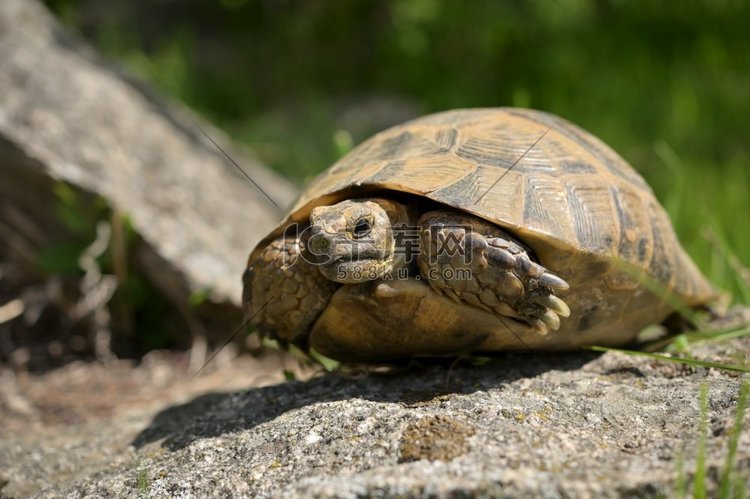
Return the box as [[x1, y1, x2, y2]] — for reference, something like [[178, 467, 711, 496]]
[[274, 108, 712, 306]]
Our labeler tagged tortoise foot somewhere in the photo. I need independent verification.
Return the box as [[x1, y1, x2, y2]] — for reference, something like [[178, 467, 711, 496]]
[[418, 210, 571, 336]]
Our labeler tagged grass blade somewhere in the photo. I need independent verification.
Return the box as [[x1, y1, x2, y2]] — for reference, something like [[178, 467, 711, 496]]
[[589, 346, 750, 374], [676, 325, 750, 345], [719, 380, 750, 499], [694, 383, 709, 499]]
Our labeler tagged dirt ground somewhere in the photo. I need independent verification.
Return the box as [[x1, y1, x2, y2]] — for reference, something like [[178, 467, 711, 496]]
[[0, 348, 317, 431]]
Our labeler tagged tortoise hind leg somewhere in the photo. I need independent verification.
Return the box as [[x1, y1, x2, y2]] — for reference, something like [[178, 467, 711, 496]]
[[417, 210, 570, 335], [243, 236, 337, 348]]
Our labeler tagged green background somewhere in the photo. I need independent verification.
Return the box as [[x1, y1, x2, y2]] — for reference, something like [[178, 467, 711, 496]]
[[45, 0, 750, 303]]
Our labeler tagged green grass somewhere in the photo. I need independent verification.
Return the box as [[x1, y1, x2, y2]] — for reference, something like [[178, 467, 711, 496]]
[[136, 466, 150, 496], [720, 380, 750, 498], [673, 381, 750, 499]]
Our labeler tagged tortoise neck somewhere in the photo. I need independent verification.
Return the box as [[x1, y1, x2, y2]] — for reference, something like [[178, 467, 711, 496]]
[[366, 198, 419, 277]]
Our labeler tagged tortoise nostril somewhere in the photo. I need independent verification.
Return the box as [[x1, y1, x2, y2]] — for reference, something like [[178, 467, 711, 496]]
[[309, 233, 331, 254]]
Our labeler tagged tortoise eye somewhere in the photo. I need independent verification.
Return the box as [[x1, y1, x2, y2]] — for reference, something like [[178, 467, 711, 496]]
[[352, 218, 372, 238]]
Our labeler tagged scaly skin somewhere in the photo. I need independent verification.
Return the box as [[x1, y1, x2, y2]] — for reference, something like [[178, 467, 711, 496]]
[[243, 235, 336, 346]]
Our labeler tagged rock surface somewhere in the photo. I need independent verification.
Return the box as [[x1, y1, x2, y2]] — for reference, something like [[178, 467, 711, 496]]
[[1, 338, 749, 498]]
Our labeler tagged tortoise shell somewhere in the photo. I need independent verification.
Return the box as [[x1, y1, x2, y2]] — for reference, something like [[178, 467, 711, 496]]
[[249, 108, 715, 355]]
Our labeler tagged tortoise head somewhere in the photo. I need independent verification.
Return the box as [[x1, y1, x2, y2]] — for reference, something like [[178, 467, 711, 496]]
[[307, 198, 415, 283]]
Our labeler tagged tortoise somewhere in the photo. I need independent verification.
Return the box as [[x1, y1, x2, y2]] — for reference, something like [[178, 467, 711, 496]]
[[243, 108, 715, 362]]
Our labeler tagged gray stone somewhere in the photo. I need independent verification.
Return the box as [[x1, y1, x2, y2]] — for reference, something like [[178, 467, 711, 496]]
[[2, 338, 748, 498]]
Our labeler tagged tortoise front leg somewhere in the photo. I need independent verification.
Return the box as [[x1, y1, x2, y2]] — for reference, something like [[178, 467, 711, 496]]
[[243, 235, 337, 347], [417, 211, 570, 336]]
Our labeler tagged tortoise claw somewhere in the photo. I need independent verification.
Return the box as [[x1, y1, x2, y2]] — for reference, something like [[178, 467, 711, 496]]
[[537, 294, 571, 318], [485, 246, 515, 268], [538, 272, 570, 293], [538, 309, 561, 331], [529, 318, 550, 336]]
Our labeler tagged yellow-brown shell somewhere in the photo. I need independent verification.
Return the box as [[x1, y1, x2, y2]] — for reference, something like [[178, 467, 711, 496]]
[[252, 108, 715, 352]]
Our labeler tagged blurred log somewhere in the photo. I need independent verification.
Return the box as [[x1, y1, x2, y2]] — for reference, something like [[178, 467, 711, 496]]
[[0, 0, 300, 365], [0, 0, 297, 308]]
